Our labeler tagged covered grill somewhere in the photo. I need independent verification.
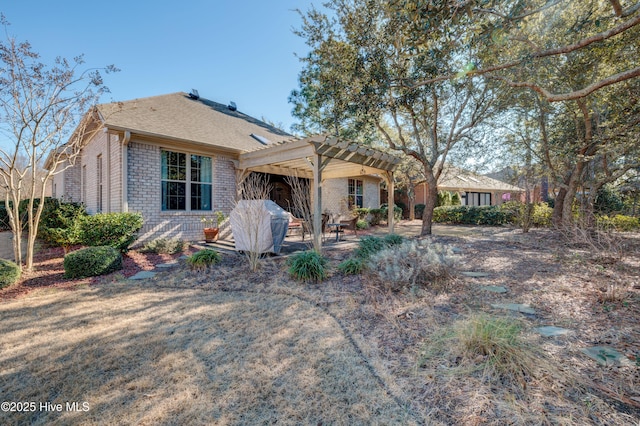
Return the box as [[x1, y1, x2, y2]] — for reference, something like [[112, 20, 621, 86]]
[[229, 200, 290, 254]]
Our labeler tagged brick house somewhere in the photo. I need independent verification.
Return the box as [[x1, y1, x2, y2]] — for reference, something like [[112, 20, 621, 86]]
[[49, 92, 399, 245]]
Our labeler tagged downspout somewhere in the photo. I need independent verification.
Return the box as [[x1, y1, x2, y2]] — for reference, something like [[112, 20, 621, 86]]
[[121, 131, 131, 212], [106, 132, 111, 212]]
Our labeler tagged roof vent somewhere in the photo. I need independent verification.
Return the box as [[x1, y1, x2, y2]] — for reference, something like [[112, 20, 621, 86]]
[[250, 133, 271, 145], [188, 89, 200, 100], [228, 101, 237, 111]]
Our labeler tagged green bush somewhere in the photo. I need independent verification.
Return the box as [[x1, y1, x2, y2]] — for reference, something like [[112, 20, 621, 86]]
[[368, 239, 458, 292], [531, 203, 553, 227], [356, 219, 369, 230], [38, 200, 88, 251], [288, 250, 328, 283], [368, 208, 384, 226], [597, 214, 640, 232], [141, 238, 185, 254], [355, 235, 388, 259], [0, 202, 9, 231], [338, 257, 365, 275], [63, 246, 122, 279], [80, 212, 144, 252], [380, 203, 403, 222], [0, 259, 21, 289], [187, 249, 221, 270], [383, 233, 404, 246], [414, 204, 425, 219], [353, 207, 370, 220], [433, 205, 515, 226]]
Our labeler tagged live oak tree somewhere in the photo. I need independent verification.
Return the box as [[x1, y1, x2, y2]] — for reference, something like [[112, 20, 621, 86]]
[[0, 17, 117, 271], [292, 0, 501, 235]]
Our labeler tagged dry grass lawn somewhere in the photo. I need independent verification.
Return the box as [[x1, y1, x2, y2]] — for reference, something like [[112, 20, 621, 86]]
[[1, 223, 639, 425], [1, 283, 412, 425]]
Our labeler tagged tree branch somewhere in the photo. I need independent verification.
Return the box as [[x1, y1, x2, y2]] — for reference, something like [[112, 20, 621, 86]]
[[492, 66, 640, 102]]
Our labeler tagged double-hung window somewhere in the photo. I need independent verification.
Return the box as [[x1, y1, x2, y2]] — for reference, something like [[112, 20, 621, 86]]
[[348, 178, 363, 209], [161, 150, 212, 211]]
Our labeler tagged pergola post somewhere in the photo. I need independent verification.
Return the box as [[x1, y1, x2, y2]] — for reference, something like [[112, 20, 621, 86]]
[[312, 153, 323, 251], [385, 171, 395, 234]]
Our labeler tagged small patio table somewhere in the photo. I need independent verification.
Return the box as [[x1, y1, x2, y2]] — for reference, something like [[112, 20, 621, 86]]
[[327, 223, 344, 242]]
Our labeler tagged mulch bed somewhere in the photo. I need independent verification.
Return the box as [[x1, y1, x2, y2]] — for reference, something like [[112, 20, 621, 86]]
[[0, 245, 196, 301]]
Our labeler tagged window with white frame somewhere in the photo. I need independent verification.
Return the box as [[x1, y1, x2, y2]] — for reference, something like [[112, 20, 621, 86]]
[[161, 150, 212, 211], [348, 178, 363, 209]]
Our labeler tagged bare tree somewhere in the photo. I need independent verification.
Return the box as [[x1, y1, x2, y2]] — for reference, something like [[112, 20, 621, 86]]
[[230, 173, 273, 272], [0, 16, 117, 270]]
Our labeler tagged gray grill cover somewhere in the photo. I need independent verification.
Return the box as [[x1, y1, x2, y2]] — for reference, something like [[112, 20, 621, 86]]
[[229, 200, 290, 254]]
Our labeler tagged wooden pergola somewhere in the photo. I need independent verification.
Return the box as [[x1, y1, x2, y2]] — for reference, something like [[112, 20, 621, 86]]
[[237, 135, 402, 249]]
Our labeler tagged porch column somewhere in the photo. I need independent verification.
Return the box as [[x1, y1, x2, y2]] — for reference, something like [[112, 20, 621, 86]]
[[312, 153, 323, 251], [384, 171, 395, 234]]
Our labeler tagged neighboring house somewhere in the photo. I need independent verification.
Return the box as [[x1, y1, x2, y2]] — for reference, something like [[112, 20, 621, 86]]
[[49, 92, 396, 244], [412, 166, 524, 208]]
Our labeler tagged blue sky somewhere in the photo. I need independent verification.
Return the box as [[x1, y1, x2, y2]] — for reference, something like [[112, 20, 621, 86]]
[[1, 0, 318, 133]]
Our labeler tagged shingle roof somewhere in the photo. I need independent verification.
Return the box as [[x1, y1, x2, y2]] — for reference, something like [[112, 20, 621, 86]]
[[438, 166, 523, 192], [97, 92, 295, 152]]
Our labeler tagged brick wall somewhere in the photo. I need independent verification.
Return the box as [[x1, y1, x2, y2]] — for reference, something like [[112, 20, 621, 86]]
[[128, 141, 238, 245]]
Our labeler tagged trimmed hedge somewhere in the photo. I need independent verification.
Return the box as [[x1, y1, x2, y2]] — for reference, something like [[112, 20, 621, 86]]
[[597, 214, 640, 232], [433, 205, 515, 225], [0, 259, 21, 289], [80, 212, 144, 252], [63, 246, 122, 279]]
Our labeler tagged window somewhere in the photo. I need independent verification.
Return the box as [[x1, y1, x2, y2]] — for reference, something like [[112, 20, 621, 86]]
[[97, 155, 103, 212], [348, 178, 363, 209], [462, 192, 492, 206], [161, 150, 212, 211]]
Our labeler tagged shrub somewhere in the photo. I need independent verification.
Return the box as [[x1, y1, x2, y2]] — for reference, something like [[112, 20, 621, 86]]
[[288, 250, 328, 283], [367, 239, 458, 292], [0, 202, 10, 231], [383, 233, 404, 246], [141, 238, 185, 254], [356, 219, 369, 230], [187, 249, 221, 270], [597, 214, 640, 232], [338, 257, 365, 275], [0, 259, 21, 289], [352, 207, 370, 220], [532, 203, 553, 227], [380, 203, 403, 222], [433, 205, 514, 226], [368, 208, 384, 226], [355, 235, 388, 259], [37, 199, 87, 236], [414, 204, 425, 219], [63, 246, 122, 279], [80, 212, 144, 252]]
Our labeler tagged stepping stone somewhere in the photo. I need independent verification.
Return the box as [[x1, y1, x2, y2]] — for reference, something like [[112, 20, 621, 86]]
[[480, 285, 508, 294], [452, 247, 463, 254], [179, 255, 190, 260], [581, 346, 633, 367], [491, 303, 536, 315], [535, 326, 571, 337], [461, 271, 490, 278], [155, 261, 179, 268], [128, 271, 156, 280]]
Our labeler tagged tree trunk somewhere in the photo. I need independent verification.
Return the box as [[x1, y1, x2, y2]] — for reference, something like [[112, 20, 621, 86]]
[[420, 174, 438, 236]]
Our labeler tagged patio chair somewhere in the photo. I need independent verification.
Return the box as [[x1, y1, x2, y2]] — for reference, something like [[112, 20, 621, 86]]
[[339, 216, 358, 237], [289, 213, 329, 241]]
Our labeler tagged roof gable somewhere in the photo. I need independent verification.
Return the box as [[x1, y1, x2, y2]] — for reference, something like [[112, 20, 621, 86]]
[[98, 92, 295, 152]]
